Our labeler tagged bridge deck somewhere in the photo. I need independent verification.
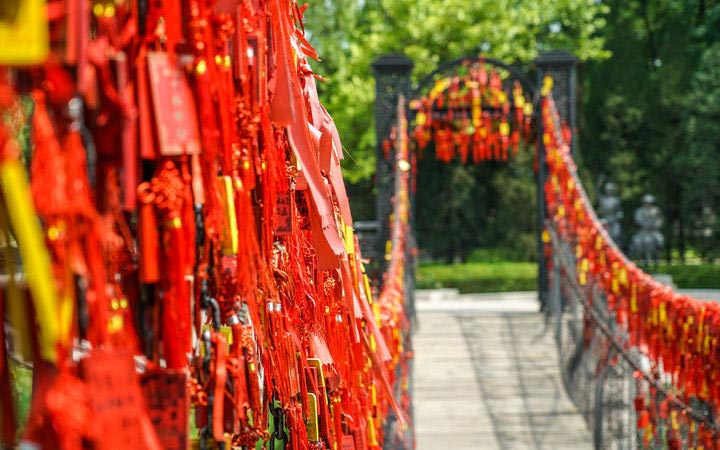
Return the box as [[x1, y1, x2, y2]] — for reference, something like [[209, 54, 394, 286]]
[[413, 291, 592, 450]]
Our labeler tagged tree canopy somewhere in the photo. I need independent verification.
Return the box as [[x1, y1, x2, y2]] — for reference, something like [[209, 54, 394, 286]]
[[581, 0, 720, 260]]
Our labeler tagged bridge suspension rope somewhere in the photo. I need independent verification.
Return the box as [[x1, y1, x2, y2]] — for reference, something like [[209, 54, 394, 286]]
[[542, 89, 720, 448]]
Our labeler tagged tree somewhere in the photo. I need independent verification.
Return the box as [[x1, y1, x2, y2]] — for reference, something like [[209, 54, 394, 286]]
[[415, 160, 483, 263], [681, 43, 720, 260], [581, 0, 720, 261]]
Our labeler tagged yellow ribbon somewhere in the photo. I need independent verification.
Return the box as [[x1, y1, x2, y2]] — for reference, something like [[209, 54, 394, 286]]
[[0, 156, 60, 362]]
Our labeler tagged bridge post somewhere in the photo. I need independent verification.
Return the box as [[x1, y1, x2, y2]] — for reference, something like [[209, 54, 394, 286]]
[[372, 55, 415, 450], [534, 51, 579, 154], [372, 54, 414, 283], [533, 51, 578, 310]]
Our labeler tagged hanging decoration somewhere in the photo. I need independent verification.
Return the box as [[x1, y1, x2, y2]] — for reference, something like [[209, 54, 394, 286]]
[[376, 96, 414, 447], [409, 58, 534, 164], [0, 1, 413, 449], [541, 76, 720, 447]]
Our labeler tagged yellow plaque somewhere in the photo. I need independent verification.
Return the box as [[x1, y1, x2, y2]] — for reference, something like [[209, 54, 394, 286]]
[[307, 358, 325, 387], [217, 176, 239, 255], [0, 0, 49, 65], [1, 157, 59, 361], [306, 393, 319, 442]]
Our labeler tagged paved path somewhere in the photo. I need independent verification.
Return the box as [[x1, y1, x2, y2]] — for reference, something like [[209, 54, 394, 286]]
[[412, 291, 592, 450]]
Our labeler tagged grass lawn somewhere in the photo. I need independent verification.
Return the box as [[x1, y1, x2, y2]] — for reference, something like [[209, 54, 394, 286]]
[[417, 261, 720, 293], [657, 263, 720, 289], [416, 261, 537, 293]]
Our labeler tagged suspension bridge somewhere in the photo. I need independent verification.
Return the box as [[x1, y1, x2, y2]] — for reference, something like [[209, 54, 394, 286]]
[[370, 52, 720, 449], [1, 4, 718, 449]]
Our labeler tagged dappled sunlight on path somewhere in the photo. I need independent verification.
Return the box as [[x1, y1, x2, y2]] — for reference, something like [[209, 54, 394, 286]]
[[413, 291, 592, 450]]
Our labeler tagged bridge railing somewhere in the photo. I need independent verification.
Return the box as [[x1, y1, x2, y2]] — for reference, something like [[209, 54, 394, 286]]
[[542, 90, 719, 448], [376, 95, 416, 449]]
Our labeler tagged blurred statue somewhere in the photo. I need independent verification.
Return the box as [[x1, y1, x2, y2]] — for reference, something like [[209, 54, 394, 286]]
[[630, 194, 664, 272], [597, 182, 623, 245]]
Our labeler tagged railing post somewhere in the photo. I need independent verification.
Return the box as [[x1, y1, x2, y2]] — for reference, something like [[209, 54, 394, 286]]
[[372, 54, 414, 285], [533, 50, 578, 311], [533, 51, 579, 155]]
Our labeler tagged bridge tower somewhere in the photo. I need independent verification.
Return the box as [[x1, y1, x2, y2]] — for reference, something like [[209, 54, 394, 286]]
[[370, 54, 415, 284], [534, 51, 578, 309]]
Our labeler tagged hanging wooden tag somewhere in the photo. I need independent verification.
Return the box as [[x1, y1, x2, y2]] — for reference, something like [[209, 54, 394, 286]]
[[354, 423, 368, 450], [217, 176, 239, 255], [0, 0, 48, 65], [140, 370, 189, 450], [274, 190, 294, 235], [341, 435, 355, 450], [146, 52, 201, 156], [81, 350, 160, 450], [306, 393, 319, 442], [307, 358, 324, 387]]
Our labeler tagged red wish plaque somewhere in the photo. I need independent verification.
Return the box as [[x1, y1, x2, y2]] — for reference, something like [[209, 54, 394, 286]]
[[81, 350, 160, 450], [274, 190, 294, 235], [141, 370, 189, 450], [146, 52, 201, 156], [341, 435, 355, 450], [354, 428, 368, 450]]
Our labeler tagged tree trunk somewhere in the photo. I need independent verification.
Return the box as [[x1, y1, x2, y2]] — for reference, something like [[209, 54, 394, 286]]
[[665, 220, 672, 263], [445, 249, 455, 265], [679, 214, 686, 262], [640, 0, 658, 68]]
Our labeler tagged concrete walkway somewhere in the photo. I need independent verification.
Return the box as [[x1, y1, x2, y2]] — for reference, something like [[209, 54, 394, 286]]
[[412, 290, 592, 450]]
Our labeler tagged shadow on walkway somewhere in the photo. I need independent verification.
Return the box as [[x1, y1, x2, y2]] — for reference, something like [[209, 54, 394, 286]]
[[413, 291, 592, 450]]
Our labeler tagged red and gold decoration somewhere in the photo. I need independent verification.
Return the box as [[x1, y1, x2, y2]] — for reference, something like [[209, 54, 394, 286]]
[[410, 58, 533, 163], [377, 96, 414, 441], [541, 76, 720, 447], [0, 1, 412, 449]]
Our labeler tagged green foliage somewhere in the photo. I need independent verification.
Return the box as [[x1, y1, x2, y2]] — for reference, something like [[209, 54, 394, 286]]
[[679, 43, 720, 258], [414, 141, 538, 262], [9, 360, 32, 438], [658, 263, 720, 289], [580, 0, 720, 260], [415, 160, 481, 263], [417, 261, 720, 293], [484, 145, 538, 260], [416, 261, 537, 292], [467, 246, 535, 263]]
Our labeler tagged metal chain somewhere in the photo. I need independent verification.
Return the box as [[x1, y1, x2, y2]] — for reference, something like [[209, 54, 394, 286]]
[[269, 400, 288, 449]]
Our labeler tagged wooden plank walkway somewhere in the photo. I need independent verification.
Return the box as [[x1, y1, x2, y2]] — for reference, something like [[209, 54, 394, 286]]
[[412, 291, 592, 450]]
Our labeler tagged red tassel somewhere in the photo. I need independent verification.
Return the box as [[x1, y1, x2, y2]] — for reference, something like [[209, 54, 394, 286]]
[[30, 92, 69, 217]]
